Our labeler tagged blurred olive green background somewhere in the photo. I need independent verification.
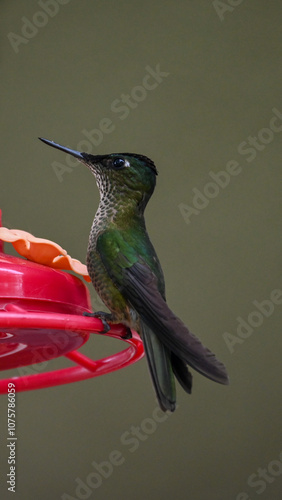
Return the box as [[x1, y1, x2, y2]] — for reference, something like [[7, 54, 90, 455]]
[[1, 1, 282, 499]]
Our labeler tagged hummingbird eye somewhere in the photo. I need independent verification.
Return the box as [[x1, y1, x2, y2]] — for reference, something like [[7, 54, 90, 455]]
[[112, 157, 129, 169], [113, 157, 125, 169]]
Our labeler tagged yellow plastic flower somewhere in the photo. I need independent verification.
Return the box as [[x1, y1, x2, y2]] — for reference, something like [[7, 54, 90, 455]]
[[0, 227, 91, 282]]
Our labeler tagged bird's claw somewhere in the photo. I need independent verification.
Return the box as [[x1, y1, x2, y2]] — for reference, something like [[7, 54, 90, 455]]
[[99, 318, 111, 334], [83, 311, 112, 334], [83, 312, 132, 338]]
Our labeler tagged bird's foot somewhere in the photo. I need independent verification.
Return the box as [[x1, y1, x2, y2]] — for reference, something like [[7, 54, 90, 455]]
[[83, 311, 112, 334]]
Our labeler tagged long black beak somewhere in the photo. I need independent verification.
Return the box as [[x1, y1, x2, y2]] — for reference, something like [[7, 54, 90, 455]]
[[39, 137, 84, 160]]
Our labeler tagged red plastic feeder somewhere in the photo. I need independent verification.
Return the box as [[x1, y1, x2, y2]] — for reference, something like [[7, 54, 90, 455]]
[[0, 214, 144, 393]]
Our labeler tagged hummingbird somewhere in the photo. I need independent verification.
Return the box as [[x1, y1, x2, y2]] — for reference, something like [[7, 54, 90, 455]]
[[39, 137, 229, 412]]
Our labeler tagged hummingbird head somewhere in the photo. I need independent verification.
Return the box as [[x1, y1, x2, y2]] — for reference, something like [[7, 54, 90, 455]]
[[39, 138, 158, 208]]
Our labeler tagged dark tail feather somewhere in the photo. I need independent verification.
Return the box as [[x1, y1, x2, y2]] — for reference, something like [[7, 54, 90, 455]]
[[171, 353, 193, 395], [122, 263, 229, 385], [141, 321, 176, 412]]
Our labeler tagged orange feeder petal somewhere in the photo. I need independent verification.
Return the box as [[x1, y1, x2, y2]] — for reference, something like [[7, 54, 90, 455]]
[[0, 227, 91, 282]]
